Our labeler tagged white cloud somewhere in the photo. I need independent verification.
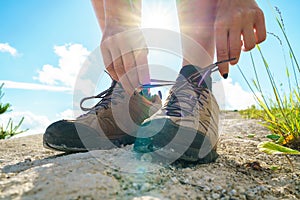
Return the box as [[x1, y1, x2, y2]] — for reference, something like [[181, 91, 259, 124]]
[[56, 109, 75, 119], [0, 80, 72, 92], [0, 43, 18, 56], [0, 111, 51, 138], [35, 44, 90, 87], [1, 43, 90, 92], [213, 78, 259, 110]]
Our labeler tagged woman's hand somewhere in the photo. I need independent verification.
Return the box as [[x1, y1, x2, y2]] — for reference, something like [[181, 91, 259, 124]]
[[214, 0, 266, 77], [100, 25, 149, 95]]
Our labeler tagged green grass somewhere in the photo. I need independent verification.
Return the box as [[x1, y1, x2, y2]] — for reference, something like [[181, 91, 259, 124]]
[[0, 117, 28, 139], [239, 105, 263, 120], [239, 99, 300, 150], [238, 3, 300, 156], [0, 83, 27, 139], [0, 83, 10, 115]]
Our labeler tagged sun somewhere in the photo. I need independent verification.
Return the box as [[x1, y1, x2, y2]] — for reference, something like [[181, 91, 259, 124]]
[[141, 1, 177, 30]]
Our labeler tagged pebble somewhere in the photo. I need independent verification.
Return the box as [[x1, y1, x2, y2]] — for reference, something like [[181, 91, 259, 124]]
[[132, 183, 138, 188], [182, 168, 192, 173], [170, 177, 178, 184], [237, 194, 247, 200], [229, 189, 237, 196], [236, 186, 245, 194], [257, 185, 266, 192], [220, 197, 229, 200], [141, 183, 151, 191], [203, 186, 211, 192], [211, 193, 220, 199], [215, 185, 223, 191], [252, 187, 258, 194], [245, 191, 256, 200]]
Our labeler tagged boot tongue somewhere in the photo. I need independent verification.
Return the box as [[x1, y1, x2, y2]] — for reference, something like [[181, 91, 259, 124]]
[[178, 65, 212, 90], [179, 65, 200, 79]]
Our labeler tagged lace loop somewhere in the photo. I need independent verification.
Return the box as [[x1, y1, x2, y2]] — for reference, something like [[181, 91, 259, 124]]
[[80, 96, 97, 111], [80, 81, 120, 112]]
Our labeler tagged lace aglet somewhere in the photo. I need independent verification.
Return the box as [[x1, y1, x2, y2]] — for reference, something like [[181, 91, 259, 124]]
[[214, 57, 236, 66], [205, 57, 237, 73]]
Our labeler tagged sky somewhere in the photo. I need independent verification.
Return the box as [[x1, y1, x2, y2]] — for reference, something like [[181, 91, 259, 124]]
[[0, 0, 299, 135]]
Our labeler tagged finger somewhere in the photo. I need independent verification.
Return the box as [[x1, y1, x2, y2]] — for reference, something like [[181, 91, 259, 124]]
[[242, 27, 256, 51], [229, 29, 242, 66], [110, 46, 135, 94], [106, 65, 119, 81], [114, 56, 135, 95], [100, 45, 118, 81], [134, 49, 150, 85], [122, 51, 140, 90], [254, 9, 267, 44], [111, 49, 124, 80], [216, 27, 229, 77], [128, 30, 149, 85]]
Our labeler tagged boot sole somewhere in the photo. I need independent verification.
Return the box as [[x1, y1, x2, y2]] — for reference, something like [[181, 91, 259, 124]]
[[134, 118, 218, 164], [43, 133, 136, 153]]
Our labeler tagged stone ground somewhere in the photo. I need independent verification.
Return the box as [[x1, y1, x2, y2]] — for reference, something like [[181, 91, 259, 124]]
[[0, 112, 299, 200]]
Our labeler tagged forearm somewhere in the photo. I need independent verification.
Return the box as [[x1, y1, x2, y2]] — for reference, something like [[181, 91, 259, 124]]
[[92, 0, 142, 31], [104, 0, 142, 27], [177, 0, 218, 64], [177, 0, 217, 30], [91, 0, 106, 31]]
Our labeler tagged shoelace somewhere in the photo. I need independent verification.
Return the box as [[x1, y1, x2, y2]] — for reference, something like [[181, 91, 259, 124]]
[[142, 58, 236, 117], [80, 80, 124, 112], [162, 76, 209, 117], [79, 81, 161, 113], [79, 58, 235, 114]]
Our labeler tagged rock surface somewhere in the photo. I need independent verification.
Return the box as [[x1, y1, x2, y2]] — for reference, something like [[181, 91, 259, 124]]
[[1, 112, 299, 199]]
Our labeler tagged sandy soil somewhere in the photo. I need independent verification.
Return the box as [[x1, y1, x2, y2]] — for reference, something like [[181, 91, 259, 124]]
[[0, 112, 299, 200]]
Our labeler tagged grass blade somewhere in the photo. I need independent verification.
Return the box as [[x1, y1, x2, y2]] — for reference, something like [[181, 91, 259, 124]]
[[258, 141, 300, 155]]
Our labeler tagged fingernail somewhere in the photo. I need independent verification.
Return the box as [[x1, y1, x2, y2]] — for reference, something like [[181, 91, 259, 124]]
[[223, 73, 228, 79]]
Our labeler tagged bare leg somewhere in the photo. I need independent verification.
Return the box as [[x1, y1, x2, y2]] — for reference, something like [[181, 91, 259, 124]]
[[177, 0, 217, 67]]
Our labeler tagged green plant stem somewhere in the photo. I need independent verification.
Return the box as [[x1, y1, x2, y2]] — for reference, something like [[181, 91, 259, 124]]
[[284, 155, 294, 172], [279, 22, 300, 74], [250, 52, 270, 110], [236, 64, 260, 105], [266, 0, 300, 74], [290, 52, 300, 94], [256, 45, 293, 131]]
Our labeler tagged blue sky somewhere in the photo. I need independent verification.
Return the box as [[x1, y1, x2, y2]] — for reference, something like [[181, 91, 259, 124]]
[[0, 0, 299, 135]]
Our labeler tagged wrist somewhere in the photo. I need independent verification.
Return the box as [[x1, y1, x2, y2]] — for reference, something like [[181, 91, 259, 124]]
[[104, 0, 141, 27], [102, 23, 141, 40], [105, 15, 141, 27]]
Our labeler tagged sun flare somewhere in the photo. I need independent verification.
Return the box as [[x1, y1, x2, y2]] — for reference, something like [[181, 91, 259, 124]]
[[142, 1, 177, 30]]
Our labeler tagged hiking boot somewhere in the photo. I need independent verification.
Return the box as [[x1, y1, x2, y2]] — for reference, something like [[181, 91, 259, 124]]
[[43, 80, 162, 152], [134, 65, 220, 163]]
